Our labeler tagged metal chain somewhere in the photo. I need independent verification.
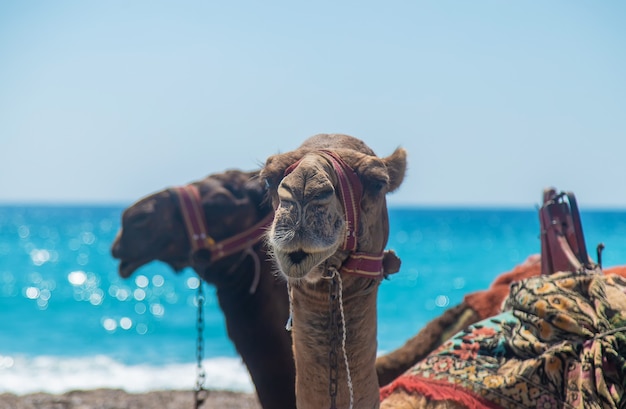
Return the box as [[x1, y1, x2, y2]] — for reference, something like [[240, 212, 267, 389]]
[[194, 281, 208, 409], [327, 270, 340, 409]]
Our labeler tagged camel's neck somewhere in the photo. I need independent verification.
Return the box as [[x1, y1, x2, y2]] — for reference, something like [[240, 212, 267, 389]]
[[290, 273, 381, 409], [207, 247, 296, 409]]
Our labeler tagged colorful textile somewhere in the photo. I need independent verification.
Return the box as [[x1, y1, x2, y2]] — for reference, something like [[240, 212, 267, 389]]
[[380, 271, 626, 408]]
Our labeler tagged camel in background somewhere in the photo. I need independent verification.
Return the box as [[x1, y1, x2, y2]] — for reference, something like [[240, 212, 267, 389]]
[[110, 169, 296, 409], [261, 133, 406, 408]]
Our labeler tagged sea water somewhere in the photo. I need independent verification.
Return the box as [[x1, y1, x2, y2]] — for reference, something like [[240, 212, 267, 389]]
[[1, 205, 625, 394]]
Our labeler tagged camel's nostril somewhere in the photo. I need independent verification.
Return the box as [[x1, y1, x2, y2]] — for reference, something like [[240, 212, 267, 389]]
[[288, 250, 308, 264]]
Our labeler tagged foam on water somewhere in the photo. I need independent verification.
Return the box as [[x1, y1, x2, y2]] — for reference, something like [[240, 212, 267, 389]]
[[0, 354, 254, 395]]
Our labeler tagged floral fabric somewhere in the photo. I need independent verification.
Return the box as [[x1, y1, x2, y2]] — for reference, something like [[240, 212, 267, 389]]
[[380, 272, 626, 408]]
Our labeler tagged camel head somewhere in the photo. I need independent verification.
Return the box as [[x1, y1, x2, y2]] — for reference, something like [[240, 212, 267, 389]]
[[261, 134, 407, 282], [110, 170, 270, 283]]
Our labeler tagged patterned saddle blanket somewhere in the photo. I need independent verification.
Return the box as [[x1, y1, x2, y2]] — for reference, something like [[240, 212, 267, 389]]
[[380, 271, 626, 408]]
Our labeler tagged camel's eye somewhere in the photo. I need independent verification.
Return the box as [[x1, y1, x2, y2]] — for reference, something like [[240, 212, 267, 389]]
[[312, 188, 334, 203], [367, 178, 388, 195], [129, 212, 151, 228], [206, 192, 234, 208], [278, 199, 297, 212], [224, 183, 246, 200], [264, 176, 281, 191], [123, 198, 156, 227]]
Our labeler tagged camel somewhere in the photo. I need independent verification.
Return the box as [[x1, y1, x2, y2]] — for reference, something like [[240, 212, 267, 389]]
[[261, 133, 407, 409], [110, 169, 296, 409]]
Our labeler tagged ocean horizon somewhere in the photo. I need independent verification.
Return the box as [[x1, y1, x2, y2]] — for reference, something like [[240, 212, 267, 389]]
[[1, 204, 625, 395]]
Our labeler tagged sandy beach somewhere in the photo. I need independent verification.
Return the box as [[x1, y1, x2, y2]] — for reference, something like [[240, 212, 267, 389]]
[[0, 389, 261, 409]]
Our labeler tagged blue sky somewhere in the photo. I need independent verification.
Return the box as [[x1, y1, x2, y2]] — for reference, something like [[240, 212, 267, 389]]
[[1, 1, 624, 208]]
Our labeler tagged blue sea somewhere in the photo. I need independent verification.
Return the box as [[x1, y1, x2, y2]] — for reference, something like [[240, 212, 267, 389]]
[[1, 205, 626, 395]]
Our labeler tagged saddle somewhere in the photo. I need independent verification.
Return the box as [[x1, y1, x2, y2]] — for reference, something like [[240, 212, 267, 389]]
[[539, 187, 602, 275]]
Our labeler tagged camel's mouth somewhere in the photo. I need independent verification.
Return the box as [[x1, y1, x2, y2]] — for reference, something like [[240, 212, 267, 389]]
[[118, 259, 150, 278], [288, 250, 309, 264], [274, 247, 335, 279]]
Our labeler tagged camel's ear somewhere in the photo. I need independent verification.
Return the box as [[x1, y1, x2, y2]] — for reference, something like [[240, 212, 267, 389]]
[[356, 147, 407, 195], [260, 151, 304, 191], [244, 173, 269, 205], [382, 147, 407, 193], [357, 157, 390, 195], [132, 195, 157, 215]]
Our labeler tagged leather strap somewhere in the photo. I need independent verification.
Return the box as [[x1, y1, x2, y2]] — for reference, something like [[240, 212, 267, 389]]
[[318, 150, 363, 253], [340, 251, 385, 279], [173, 185, 215, 252], [211, 212, 274, 259], [172, 185, 273, 263]]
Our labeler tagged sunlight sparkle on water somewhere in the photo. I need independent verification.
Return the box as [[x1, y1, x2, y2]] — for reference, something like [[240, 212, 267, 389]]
[[435, 295, 450, 308], [68, 271, 87, 286], [89, 290, 104, 306], [152, 275, 164, 287], [109, 286, 130, 301], [133, 288, 146, 301], [102, 318, 117, 332], [30, 249, 50, 266], [25, 287, 39, 299], [149, 303, 164, 317], [17, 226, 29, 239], [39, 289, 51, 301], [135, 275, 149, 288], [81, 231, 95, 245], [186, 277, 199, 289], [135, 303, 147, 314], [119, 317, 132, 330], [453, 277, 466, 289], [36, 298, 48, 309]]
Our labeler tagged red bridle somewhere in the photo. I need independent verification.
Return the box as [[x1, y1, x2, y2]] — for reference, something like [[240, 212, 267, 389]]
[[171, 185, 274, 263], [284, 150, 385, 280]]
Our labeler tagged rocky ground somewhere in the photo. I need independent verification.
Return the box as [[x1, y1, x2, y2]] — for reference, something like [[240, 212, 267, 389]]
[[0, 389, 261, 409]]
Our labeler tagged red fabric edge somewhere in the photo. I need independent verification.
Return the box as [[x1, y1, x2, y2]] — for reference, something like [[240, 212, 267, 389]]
[[380, 375, 503, 409]]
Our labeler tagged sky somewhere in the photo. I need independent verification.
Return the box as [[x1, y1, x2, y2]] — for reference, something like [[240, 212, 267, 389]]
[[1, 1, 625, 208]]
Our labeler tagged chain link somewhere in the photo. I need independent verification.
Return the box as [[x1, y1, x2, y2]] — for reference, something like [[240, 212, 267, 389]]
[[327, 271, 340, 409], [194, 281, 208, 409]]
